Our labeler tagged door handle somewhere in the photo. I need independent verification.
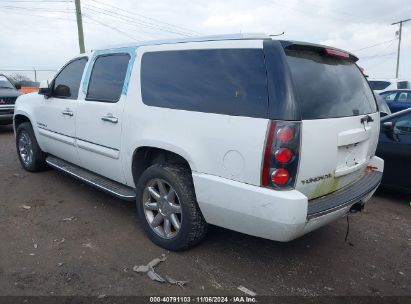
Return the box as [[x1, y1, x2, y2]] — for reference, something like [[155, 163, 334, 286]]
[[62, 109, 74, 117], [101, 114, 118, 124]]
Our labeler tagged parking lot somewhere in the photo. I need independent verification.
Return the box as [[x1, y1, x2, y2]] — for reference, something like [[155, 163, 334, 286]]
[[0, 125, 410, 297]]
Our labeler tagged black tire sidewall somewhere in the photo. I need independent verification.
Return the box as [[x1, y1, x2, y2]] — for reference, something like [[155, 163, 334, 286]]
[[16, 122, 45, 172], [136, 164, 202, 250]]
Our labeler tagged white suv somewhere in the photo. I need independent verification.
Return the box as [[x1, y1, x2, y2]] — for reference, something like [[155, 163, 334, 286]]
[[14, 34, 383, 250]]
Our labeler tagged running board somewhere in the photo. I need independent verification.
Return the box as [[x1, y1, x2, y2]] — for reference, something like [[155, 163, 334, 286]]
[[46, 156, 136, 201]]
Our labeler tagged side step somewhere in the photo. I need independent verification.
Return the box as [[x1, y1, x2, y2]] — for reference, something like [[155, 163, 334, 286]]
[[46, 156, 136, 201]]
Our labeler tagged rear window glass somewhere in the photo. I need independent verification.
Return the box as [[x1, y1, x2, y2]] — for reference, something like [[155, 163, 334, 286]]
[[368, 80, 391, 90], [141, 49, 268, 118], [285, 49, 377, 119]]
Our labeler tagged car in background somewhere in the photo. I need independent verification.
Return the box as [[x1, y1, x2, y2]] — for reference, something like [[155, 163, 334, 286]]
[[368, 78, 410, 94], [0, 74, 22, 125], [374, 92, 391, 117], [379, 89, 411, 113], [376, 107, 411, 192]]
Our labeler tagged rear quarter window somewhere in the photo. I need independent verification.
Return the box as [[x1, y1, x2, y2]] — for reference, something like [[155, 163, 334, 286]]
[[140, 49, 268, 118], [285, 49, 377, 119]]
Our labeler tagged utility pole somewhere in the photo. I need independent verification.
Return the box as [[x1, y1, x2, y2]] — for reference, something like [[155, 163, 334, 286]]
[[74, 0, 85, 53], [33, 67, 37, 83], [392, 18, 410, 78]]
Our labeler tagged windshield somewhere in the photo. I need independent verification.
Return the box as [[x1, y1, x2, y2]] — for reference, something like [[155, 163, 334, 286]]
[[368, 80, 391, 90], [0, 75, 15, 89], [285, 49, 377, 119]]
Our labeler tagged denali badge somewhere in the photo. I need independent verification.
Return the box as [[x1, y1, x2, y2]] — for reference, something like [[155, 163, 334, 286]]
[[301, 173, 332, 185]]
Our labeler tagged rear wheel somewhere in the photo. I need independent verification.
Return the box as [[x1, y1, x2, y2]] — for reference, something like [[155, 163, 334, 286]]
[[136, 163, 208, 251], [16, 122, 47, 172]]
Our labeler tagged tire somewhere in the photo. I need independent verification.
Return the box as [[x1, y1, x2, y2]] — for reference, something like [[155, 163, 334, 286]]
[[16, 122, 47, 172], [136, 163, 208, 251]]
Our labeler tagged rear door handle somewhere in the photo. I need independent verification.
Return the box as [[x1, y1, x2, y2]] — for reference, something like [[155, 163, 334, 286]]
[[62, 109, 74, 117], [101, 114, 118, 124]]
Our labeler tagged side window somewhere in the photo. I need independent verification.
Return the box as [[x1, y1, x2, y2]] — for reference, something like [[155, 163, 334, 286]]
[[397, 92, 411, 103], [52, 58, 87, 99], [394, 113, 411, 135], [381, 92, 397, 102], [86, 53, 130, 103], [141, 49, 268, 118]]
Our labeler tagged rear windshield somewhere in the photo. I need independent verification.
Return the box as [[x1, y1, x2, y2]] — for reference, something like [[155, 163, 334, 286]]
[[285, 49, 377, 119], [368, 80, 391, 90]]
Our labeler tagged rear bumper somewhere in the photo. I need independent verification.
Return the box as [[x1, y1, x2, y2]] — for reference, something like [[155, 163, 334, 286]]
[[307, 170, 382, 219], [193, 156, 383, 242]]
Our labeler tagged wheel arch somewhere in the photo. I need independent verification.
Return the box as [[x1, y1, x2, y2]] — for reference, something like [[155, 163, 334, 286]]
[[14, 113, 32, 132], [131, 146, 193, 187]]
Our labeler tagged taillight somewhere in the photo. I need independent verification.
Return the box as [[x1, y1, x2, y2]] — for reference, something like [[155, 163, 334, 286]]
[[261, 121, 301, 189], [274, 147, 292, 163], [271, 168, 289, 185]]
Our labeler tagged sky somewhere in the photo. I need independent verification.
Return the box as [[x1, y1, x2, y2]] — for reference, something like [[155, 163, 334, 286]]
[[0, 0, 410, 82]]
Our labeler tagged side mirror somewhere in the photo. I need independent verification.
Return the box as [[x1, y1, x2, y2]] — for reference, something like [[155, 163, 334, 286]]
[[53, 84, 71, 97], [14, 83, 21, 90], [38, 80, 51, 97]]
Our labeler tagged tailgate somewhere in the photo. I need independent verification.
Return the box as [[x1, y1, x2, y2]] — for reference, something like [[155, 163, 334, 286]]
[[282, 43, 379, 199], [296, 113, 379, 199]]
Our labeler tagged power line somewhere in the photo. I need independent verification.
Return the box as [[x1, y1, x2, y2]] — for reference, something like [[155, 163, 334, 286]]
[[83, 6, 192, 37], [0, 5, 75, 12], [83, 13, 140, 41], [0, 1, 72, 2], [83, 10, 170, 38], [83, 4, 195, 37], [88, 0, 201, 36], [352, 38, 397, 52], [1, 8, 76, 20], [360, 52, 396, 60]]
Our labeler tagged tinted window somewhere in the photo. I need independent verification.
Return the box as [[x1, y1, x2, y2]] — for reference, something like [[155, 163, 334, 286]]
[[380, 91, 397, 102], [397, 81, 410, 89], [368, 80, 391, 90], [86, 54, 130, 102], [53, 58, 87, 99], [141, 49, 268, 118], [285, 49, 377, 119], [394, 113, 411, 135], [398, 92, 411, 103]]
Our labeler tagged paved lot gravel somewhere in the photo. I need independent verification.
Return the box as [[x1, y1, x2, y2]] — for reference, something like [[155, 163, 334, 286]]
[[0, 125, 410, 297]]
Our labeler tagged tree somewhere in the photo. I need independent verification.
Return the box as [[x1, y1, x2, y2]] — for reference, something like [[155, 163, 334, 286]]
[[7, 73, 38, 87]]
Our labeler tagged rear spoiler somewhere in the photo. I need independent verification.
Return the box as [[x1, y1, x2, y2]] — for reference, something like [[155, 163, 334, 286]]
[[280, 40, 359, 62]]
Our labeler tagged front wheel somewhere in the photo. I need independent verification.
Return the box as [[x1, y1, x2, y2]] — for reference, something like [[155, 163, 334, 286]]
[[136, 164, 208, 251], [16, 122, 47, 172]]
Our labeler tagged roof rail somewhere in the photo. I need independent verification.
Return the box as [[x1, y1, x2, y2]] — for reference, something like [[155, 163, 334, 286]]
[[100, 33, 271, 50]]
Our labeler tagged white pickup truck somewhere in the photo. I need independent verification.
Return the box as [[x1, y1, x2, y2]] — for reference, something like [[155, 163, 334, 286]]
[[14, 34, 383, 250]]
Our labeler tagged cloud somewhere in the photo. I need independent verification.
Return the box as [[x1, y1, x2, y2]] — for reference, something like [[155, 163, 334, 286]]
[[0, 0, 410, 81]]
